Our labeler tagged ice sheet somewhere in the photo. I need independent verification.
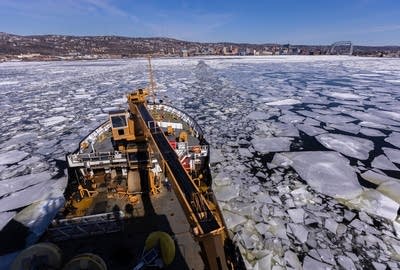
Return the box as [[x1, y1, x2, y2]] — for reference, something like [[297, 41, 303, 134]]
[[0, 150, 29, 165], [265, 99, 301, 106], [371, 155, 399, 171], [276, 151, 363, 199], [382, 147, 400, 164], [385, 132, 400, 148], [0, 172, 52, 197], [316, 133, 374, 160], [251, 137, 292, 154]]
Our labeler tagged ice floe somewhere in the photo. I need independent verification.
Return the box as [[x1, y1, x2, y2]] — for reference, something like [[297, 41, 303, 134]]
[[382, 147, 400, 164], [251, 137, 293, 154], [296, 124, 327, 136], [0, 150, 29, 165], [371, 155, 399, 171], [385, 132, 400, 148], [265, 98, 301, 106], [0, 171, 52, 197], [316, 133, 374, 160], [328, 92, 363, 100], [274, 151, 362, 199]]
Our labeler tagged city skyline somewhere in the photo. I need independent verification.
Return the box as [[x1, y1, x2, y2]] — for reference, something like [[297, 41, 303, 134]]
[[0, 0, 400, 46]]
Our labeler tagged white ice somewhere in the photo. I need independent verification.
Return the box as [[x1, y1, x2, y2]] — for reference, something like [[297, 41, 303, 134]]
[[296, 124, 327, 136], [347, 190, 400, 221], [0, 150, 29, 165], [265, 99, 301, 106], [247, 111, 270, 120], [328, 92, 363, 100], [359, 128, 385, 137], [382, 147, 400, 164], [14, 197, 65, 242], [371, 155, 399, 171], [0, 171, 52, 197], [287, 208, 305, 223], [316, 133, 374, 160], [328, 123, 360, 134], [39, 116, 68, 127], [385, 132, 400, 148], [0, 177, 66, 212], [251, 137, 292, 154], [275, 151, 363, 200]]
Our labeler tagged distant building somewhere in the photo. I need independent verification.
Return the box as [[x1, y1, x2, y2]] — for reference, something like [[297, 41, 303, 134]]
[[231, 46, 239, 55], [181, 49, 188, 57]]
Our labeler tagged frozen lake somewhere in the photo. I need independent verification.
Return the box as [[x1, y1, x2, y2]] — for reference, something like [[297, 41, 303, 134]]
[[1, 56, 400, 269]]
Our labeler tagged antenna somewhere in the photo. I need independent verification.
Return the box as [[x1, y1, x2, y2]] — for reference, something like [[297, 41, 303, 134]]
[[147, 55, 156, 104]]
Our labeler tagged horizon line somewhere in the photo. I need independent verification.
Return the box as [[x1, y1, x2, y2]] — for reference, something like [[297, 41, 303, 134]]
[[2, 31, 400, 48]]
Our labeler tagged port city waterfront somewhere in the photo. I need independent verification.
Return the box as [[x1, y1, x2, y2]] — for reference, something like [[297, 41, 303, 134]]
[[1, 55, 400, 269]]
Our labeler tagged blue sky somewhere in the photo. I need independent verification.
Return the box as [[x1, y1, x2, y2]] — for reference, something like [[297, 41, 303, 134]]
[[0, 0, 399, 45]]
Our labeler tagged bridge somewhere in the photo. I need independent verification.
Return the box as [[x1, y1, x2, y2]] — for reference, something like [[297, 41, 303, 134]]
[[330, 41, 353, 55]]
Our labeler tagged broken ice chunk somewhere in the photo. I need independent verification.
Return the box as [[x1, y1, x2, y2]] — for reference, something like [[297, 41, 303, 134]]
[[266, 99, 301, 106], [271, 153, 293, 168], [213, 171, 231, 186], [288, 223, 308, 243], [251, 137, 292, 154], [359, 121, 387, 129], [279, 151, 363, 200], [360, 170, 396, 185], [324, 218, 338, 234], [336, 255, 356, 270], [0, 150, 29, 165], [287, 208, 305, 224], [385, 132, 400, 148], [210, 148, 225, 164], [296, 124, 327, 136], [255, 222, 270, 236], [255, 254, 273, 270], [214, 184, 240, 202], [372, 262, 387, 270], [39, 115, 68, 126], [238, 148, 253, 158], [284, 250, 302, 269], [222, 210, 247, 229], [329, 92, 362, 100], [316, 133, 374, 160], [347, 190, 400, 221], [0, 171, 52, 197], [249, 185, 260, 193], [377, 181, 400, 204], [14, 197, 64, 239], [382, 147, 400, 164], [303, 255, 333, 270], [268, 218, 289, 240], [358, 211, 373, 225], [247, 111, 270, 120], [360, 128, 385, 137], [371, 155, 399, 171], [0, 181, 49, 212], [328, 123, 360, 134], [273, 123, 299, 137], [317, 249, 335, 265]]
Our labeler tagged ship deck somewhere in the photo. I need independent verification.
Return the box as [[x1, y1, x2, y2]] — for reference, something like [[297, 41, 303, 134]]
[[46, 179, 204, 269]]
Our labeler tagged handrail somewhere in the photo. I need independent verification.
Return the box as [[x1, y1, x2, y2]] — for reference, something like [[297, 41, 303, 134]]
[[148, 104, 205, 139]]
